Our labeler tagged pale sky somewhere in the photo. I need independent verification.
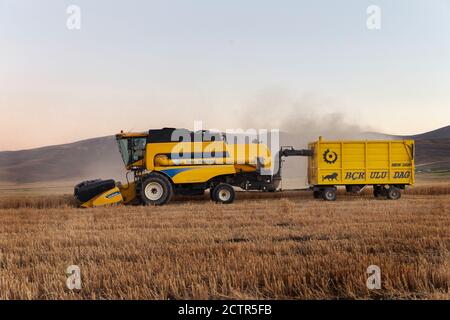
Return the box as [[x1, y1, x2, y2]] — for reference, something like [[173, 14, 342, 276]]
[[1, 0, 449, 151]]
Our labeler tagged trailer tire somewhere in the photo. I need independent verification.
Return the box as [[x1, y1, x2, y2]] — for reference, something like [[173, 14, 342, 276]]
[[141, 174, 173, 206], [212, 183, 235, 204], [373, 186, 385, 199], [322, 188, 337, 201], [313, 191, 321, 199], [386, 186, 401, 200]]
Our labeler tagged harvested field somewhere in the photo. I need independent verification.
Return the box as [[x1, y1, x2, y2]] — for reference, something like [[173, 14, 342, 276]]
[[0, 185, 449, 299]]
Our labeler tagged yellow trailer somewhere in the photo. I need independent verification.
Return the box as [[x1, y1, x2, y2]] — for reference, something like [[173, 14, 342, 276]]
[[307, 137, 415, 201]]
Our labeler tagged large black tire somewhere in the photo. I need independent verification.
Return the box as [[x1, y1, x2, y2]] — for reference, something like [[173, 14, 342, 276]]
[[313, 190, 321, 199], [386, 186, 401, 200], [322, 188, 337, 201], [212, 183, 235, 204], [141, 174, 173, 205]]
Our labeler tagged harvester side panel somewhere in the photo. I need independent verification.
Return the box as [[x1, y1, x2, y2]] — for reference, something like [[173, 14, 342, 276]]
[[308, 139, 414, 186], [156, 165, 237, 184], [146, 141, 273, 184]]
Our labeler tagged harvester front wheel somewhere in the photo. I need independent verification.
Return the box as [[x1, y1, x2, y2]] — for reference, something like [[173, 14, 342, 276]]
[[141, 174, 173, 206], [212, 183, 235, 204]]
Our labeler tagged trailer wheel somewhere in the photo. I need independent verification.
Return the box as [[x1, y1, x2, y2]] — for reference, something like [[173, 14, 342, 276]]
[[212, 183, 235, 204], [386, 186, 401, 200], [373, 186, 385, 199], [322, 188, 337, 201], [313, 191, 321, 199], [141, 174, 173, 205]]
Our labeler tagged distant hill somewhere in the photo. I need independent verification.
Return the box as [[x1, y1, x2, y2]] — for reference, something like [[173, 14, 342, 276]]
[[362, 125, 450, 141], [413, 139, 450, 171], [407, 125, 450, 140], [0, 136, 126, 184], [0, 126, 449, 185], [398, 126, 450, 173]]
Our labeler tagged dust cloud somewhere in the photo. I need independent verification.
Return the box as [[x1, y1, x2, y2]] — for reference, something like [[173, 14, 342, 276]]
[[235, 91, 379, 189]]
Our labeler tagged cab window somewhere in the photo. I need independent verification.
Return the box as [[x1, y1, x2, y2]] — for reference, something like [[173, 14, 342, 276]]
[[131, 138, 147, 162], [117, 137, 147, 166]]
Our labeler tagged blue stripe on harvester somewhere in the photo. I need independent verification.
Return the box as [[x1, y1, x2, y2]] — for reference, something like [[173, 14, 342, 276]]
[[161, 168, 193, 178]]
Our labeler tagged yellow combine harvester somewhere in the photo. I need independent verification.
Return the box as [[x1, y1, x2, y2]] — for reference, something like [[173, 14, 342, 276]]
[[74, 129, 414, 207], [75, 128, 289, 207]]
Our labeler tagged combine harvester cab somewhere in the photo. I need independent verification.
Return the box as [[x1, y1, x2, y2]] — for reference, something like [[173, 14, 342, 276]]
[[307, 137, 415, 201]]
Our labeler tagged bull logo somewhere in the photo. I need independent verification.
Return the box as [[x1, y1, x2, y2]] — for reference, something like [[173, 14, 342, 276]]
[[323, 149, 338, 164], [322, 172, 338, 181]]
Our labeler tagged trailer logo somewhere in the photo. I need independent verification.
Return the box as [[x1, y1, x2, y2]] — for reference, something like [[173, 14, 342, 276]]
[[322, 172, 338, 181], [370, 171, 388, 179], [323, 149, 338, 164], [393, 171, 411, 179], [345, 172, 365, 180]]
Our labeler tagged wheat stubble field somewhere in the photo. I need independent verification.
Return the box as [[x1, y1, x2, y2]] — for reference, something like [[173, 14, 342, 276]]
[[0, 185, 449, 300]]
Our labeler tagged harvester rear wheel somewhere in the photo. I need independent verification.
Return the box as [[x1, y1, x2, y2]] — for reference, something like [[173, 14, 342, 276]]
[[141, 174, 173, 206], [212, 183, 235, 204]]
